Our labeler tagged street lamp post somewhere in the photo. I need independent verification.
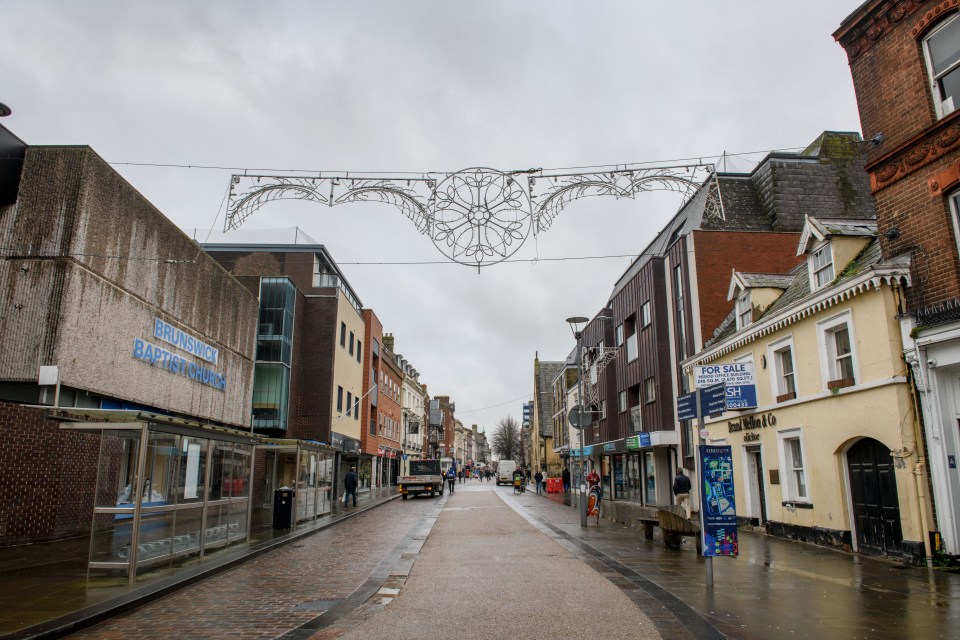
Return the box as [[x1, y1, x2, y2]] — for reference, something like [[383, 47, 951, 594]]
[[566, 316, 590, 527]]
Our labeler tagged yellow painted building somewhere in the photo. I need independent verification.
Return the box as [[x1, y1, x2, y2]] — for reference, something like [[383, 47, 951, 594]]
[[683, 216, 932, 563]]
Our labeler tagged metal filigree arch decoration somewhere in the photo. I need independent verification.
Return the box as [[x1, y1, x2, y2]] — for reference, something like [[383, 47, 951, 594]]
[[225, 163, 724, 269]]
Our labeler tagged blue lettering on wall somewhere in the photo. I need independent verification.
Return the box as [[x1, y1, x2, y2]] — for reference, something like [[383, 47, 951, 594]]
[[133, 337, 226, 391], [153, 318, 219, 364]]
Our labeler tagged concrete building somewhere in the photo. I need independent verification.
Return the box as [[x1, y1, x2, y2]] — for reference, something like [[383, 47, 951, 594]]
[[835, 0, 960, 556], [685, 217, 926, 562], [0, 124, 260, 574]]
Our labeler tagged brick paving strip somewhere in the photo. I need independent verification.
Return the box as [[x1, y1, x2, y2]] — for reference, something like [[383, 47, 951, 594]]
[[65, 497, 445, 640]]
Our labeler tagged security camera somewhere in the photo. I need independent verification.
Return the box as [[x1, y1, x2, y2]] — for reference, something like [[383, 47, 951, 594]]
[[927, 357, 938, 368]]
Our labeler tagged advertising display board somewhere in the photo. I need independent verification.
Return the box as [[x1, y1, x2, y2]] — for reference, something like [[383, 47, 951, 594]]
[[698, 445, 739, 557]]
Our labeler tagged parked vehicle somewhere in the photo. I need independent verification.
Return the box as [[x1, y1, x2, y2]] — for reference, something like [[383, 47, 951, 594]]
[[495, 460, 518, 486], [398, 459, 445, 499]]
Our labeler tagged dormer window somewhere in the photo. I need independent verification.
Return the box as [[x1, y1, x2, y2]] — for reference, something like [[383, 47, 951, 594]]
[[736, 292, 752, 329], [811, 244, 834, 289], [923, 13, 960, 119]]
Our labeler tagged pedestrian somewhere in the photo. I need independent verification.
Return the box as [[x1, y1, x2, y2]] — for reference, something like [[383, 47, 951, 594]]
[[586, 465, 600, 494], [458, 468, 463, 483], [673, 468, 692, 519], [447, 466, 456, 494], [562, 467, 571, 493], [540, 467, 548, 494], [343, 465, 359, 508], [534, 468, 543, 494]]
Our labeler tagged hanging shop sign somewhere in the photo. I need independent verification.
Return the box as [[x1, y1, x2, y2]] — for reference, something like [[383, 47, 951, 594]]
[[698, 445, 739, 557], [131, 318, 227, 391]]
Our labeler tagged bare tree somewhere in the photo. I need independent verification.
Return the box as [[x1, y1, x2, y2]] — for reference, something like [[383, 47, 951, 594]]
[[491, 415, 522, 461]]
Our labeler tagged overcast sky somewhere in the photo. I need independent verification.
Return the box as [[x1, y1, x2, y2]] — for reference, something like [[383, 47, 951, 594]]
[[1, 1, 866, 435]]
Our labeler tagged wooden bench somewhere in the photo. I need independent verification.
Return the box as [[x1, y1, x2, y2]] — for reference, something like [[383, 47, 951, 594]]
[[657, 508, 702, 555]]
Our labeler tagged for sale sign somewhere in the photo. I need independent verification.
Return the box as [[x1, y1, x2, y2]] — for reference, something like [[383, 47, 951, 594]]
[[694, 363, 755, 388]]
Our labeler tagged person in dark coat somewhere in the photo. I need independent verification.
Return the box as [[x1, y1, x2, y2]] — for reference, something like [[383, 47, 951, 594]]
[[673, 468, 692, 519], [562, 467, 571, 493], [344, 465, 359, 508]]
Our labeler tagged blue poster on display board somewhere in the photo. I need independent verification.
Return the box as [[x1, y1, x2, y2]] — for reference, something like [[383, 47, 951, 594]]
[[698, 445, 739, 557]]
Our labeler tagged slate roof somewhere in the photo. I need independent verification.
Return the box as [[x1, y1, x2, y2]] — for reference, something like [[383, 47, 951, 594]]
[[705, 237, 888, 348], [736, 272, 796, 290]]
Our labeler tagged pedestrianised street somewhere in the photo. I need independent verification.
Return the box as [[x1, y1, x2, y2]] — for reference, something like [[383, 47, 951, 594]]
[[22, 481, 957, 639]]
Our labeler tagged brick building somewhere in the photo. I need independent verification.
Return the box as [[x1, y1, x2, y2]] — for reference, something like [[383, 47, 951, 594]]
[[835, 0, 960, 555], [202, 237, 366, 507]]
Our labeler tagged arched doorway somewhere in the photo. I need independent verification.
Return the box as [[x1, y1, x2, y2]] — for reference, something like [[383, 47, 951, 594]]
[[847, 438, 903, 556]]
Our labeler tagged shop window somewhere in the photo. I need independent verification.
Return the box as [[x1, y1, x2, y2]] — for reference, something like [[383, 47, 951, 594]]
[[778, 430, 809, 502], [923, 13, 960, 119]]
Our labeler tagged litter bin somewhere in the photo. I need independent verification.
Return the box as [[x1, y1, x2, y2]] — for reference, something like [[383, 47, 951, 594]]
[[273, 488, 295, 529]]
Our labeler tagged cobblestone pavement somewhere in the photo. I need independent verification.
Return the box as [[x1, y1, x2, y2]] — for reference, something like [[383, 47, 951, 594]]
[[65, 496, 443, 639]]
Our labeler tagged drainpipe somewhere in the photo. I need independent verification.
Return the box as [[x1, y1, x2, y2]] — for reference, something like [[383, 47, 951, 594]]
[[898, 286, 933, 565]]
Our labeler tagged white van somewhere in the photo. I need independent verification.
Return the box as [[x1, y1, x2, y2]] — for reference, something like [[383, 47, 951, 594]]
[[496, 460, 518, 486]]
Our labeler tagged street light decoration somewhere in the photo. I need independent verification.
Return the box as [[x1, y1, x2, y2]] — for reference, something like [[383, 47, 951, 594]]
[[226, 164, 723, 270]]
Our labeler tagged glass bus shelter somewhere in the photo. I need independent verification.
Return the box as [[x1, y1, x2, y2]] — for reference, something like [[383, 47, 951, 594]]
[[258, 438, 336, 522], [55, 409, 257, 585]]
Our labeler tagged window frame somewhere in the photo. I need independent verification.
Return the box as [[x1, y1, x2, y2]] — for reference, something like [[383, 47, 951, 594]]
[[949, 190, 960, 259], [618, 390, 627, 413], [809, 242, 834, 290], [640, 301, 651, 328], [736, 292, 752, 329], [777, 428, 810, 502], [340, 322, 347, 347], [644, 377, 656, 404], [768, 336, 797, 401], [337, 386, 344, 413], [923, 12, 960, 119], [817, 312, 859, 388]]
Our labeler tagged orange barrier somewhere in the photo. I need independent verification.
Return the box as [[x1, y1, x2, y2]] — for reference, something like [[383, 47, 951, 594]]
[[546, 477, 563, 493]]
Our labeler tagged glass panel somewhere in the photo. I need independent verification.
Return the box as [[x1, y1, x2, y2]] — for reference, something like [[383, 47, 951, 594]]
[[941, 66, 960, 104], [135, 510, 176, 564], [210, 442, 251, 499], [644, 452, 656, 504], [630, 405, 642, 432], [252, 363, 290, 430], [142, 432, 179, 506], [175, 437, 207, 503], [929, 16, 960, 75], [89, 511, 134, 565], [318, 453, 334, 514], [626, 334, 638, 361], [613, 454, 626, 499], [97, 429, 142, 508]]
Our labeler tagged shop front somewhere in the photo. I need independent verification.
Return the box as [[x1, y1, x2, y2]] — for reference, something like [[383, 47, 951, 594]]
[[55, 409, 257, 585], [600, 433, 678, 506]]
